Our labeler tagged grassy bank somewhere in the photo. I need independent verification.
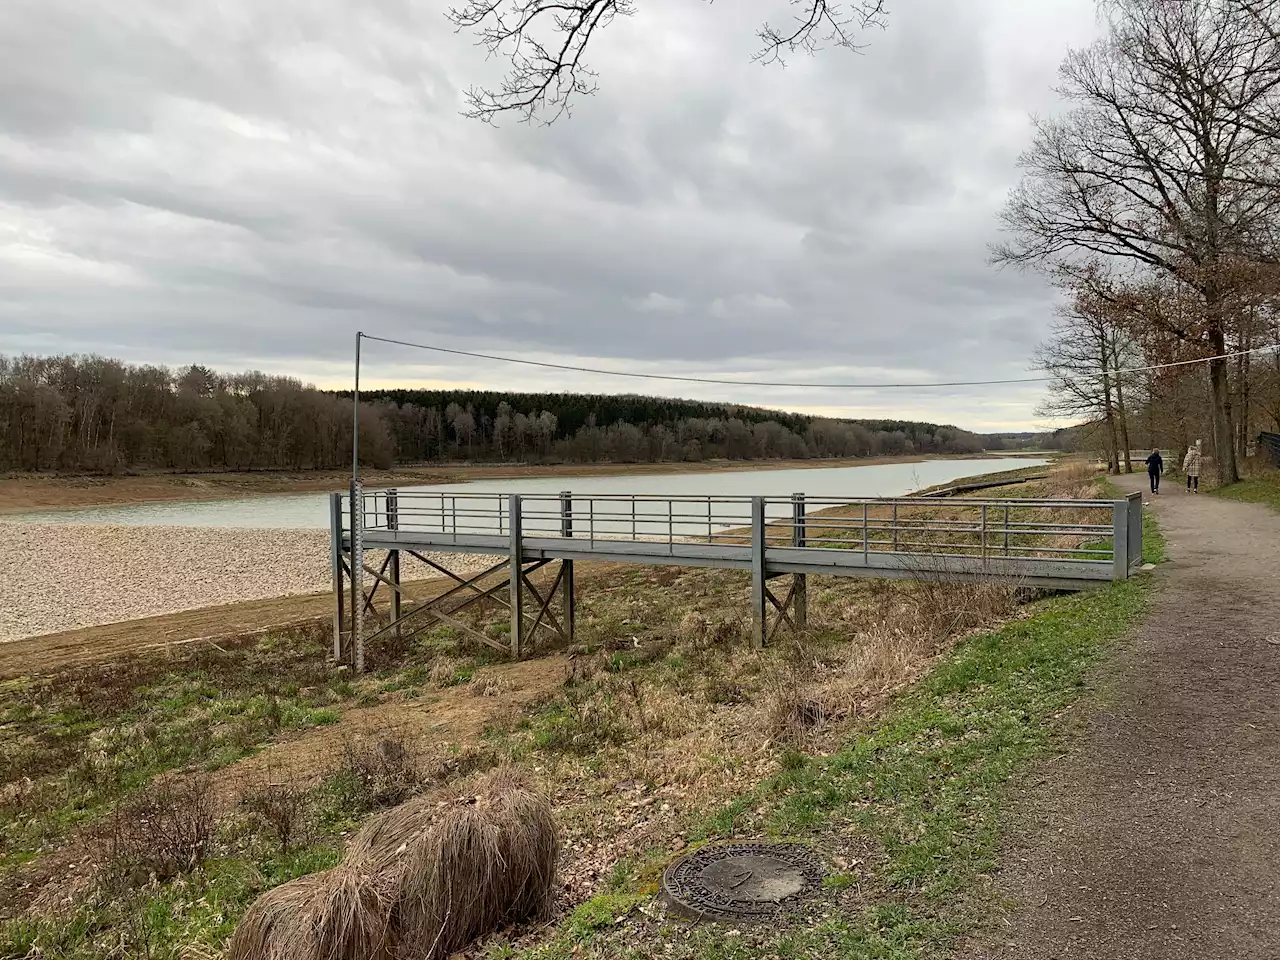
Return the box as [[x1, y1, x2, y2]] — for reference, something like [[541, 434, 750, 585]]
[[1213, 463, 1280, 513], [514, 484, 1161, 960], [0, 466, 1154, 960]]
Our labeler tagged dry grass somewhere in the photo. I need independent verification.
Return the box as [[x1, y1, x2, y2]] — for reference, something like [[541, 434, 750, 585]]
[[339, 735, 427, 810], [226, 865, 390, 960], [389, 769, 559, 960], [229, 768, 558, 960]]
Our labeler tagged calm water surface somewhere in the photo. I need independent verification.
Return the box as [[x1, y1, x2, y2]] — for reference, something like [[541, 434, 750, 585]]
[[18, 458, 1048, 530]]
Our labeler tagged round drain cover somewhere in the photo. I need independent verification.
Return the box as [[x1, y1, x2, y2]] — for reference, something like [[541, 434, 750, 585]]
[[661, 842, 824, 922]]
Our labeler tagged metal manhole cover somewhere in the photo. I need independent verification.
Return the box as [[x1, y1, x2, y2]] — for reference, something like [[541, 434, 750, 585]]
[[661, 842, 824, 922]]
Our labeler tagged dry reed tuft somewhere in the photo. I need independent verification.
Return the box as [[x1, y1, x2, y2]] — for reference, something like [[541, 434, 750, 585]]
[[387, 768, 558, 959], [226, 864, 390, 960], [230, 769, 558, 960]]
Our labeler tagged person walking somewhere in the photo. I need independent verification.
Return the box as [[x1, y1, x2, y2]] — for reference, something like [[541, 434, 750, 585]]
[[1145, 447, 1164, 494], [1183, 440, 1202, 492]]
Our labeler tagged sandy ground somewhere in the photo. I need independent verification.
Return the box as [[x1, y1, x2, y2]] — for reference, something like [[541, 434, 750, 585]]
[[0, 520, 497, 643]]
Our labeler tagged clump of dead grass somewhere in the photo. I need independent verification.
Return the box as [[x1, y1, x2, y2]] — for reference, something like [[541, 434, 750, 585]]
[[227, 864, 390, 960], [229, 768, 558, 960], [766, 669, 826, 747], [387, 768, 559, 959]]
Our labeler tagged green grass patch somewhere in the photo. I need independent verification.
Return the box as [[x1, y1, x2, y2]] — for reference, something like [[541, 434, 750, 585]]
[[0, 842, 342, 960], [527, 565, 1158, 958], [1213, 469, 1280, 513]]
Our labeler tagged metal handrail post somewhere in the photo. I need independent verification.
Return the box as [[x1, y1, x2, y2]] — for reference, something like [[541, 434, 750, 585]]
[[751, 496, 766, 648], [561, 490, 575, 643], [330, 492, 345, 662], [388, 489, 401, 639], [509, 494, 523, 658], [792, 493, 807, 632], [1111, 499, 1129, 580]]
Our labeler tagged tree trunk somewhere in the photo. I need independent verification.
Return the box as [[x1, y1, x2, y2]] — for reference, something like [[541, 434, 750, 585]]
[[1208, 355, 1240, 485], [1236, 341, 1251, 463], [1111, 351, 1133, 473]]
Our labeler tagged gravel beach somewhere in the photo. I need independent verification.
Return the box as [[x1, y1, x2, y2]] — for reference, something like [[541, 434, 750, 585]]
[[0, 520, 497, 643]]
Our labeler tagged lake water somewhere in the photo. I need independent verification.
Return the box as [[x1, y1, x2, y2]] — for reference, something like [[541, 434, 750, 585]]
[[16, 458, 1048, 531]]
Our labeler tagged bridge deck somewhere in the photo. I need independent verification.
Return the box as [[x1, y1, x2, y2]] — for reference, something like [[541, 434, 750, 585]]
[[330, 488, 1144, 666]]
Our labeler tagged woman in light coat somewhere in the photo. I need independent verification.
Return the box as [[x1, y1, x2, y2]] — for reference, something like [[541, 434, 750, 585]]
[[1182, 440, 1202, 492]]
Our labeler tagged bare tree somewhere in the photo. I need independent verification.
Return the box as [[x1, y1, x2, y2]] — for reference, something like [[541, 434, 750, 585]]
[[994, 0, 1280, 485], [447, 0, 888, 122], [1035, 278, 1141, 473]]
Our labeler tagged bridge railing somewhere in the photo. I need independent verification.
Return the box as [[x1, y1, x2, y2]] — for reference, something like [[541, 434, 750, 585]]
[[341, 488, 1144, 580]]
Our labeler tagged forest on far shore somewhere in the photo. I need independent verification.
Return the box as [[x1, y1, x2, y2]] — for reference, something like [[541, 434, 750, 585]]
[[0, 355, 1046, 473]]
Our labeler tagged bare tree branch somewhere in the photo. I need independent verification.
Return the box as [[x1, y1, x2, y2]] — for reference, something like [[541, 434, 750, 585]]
[[993, 0, 1280, 485], [448, 0, 889, 123]]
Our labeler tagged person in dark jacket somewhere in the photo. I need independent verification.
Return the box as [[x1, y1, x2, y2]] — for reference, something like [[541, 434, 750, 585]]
[[1145, 447, 1163, 494]]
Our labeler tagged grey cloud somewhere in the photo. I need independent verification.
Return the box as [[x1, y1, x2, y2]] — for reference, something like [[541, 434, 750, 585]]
[[0, 0, 1101, 430]]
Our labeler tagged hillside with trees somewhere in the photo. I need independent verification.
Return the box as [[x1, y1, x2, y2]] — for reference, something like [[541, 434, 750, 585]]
[[0, 356, 989, 473]]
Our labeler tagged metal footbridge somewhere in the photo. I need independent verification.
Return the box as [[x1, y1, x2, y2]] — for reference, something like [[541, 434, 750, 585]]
[[329, 487, 1143, 668]]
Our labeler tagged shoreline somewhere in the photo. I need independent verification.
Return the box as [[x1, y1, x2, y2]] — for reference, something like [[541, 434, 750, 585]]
[[0, 452, 1042, 515]]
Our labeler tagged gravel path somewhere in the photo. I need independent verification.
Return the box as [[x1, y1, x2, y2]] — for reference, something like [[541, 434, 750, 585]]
[[0, 521, 497, 642], [976, 477, 1280, 959]]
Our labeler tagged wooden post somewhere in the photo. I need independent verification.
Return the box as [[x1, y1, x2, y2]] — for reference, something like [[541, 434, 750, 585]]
[[509, 494, 524, 658], [791, 493, 807, 633], [388, 490, 401, 640], [561, 491, 575, 644], [330, 492, 345, 663], [751, 497, 766, 648]]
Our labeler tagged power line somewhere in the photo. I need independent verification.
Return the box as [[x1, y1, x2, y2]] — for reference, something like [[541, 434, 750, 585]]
[[359, 334, 1280, 390]]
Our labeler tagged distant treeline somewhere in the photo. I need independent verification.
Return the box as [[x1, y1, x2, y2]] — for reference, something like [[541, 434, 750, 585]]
[[1, 355, 999, 473], [353, 388, 991, 466]]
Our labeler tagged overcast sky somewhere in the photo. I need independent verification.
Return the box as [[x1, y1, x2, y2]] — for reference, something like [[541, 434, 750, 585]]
[[0, 0, 1103, 431]]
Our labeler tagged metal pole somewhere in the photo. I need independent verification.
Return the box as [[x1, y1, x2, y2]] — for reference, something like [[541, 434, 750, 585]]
[[750, 497, 766, 649], [509, 494, 524, 658], [330, 492, 345, 662], [792, 493, 807, 633], [561, 491, 574, 643], [350, 479, 364, 673], [352, 331, 362, 485], [389, 489, 401, 640], [350, 331, 365, 673]]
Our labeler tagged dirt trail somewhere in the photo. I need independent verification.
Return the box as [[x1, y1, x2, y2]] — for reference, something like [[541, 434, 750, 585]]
[[976, 477, 1280, 960]]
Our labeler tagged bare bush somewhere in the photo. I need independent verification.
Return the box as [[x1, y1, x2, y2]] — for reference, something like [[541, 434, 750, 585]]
[[766, 670, 826, 747], [242, 780, 312, 854], [340, 735, 425, 810], [103, 774, 216, 884]]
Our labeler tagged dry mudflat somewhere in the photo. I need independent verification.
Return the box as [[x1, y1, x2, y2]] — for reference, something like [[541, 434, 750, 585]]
[[0, 519, 494, 644]]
